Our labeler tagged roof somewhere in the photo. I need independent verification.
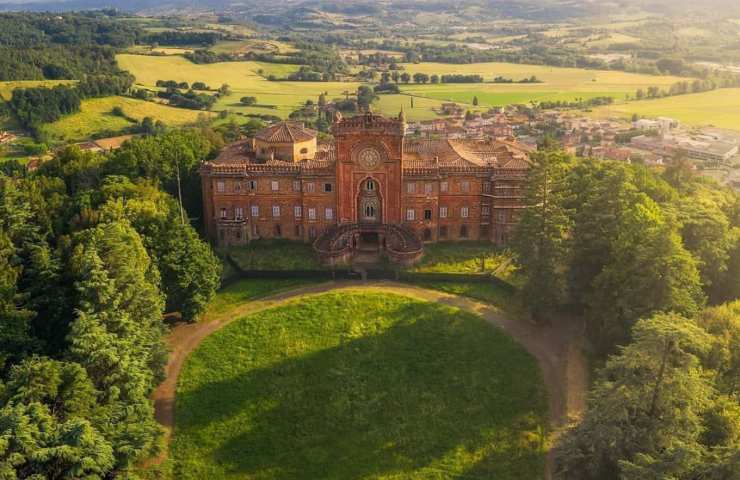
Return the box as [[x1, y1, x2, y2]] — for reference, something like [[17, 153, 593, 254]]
[[254, 121, 316, 143]]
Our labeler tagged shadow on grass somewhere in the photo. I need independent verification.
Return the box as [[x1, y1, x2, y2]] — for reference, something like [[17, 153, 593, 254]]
[[175, 300, 547, 479]]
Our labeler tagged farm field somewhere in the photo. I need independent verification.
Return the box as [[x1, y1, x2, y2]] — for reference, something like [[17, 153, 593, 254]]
[[0, 80, 77, 100], [399, 62, 688, 107], [118, 54, 361, 118], [40, 96, 207, 142], [587, 88, 740, 131], [173, 292, 547, 480], [117, 54, 694, 120]]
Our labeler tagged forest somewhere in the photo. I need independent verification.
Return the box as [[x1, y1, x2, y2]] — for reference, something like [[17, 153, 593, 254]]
[[0, 12, 141, 81], [512, 149, 740, 478], [0, 127, 224, 478]]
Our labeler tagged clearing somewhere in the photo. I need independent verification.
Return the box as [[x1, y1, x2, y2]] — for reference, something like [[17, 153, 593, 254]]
[[172, 291, 549, 479]]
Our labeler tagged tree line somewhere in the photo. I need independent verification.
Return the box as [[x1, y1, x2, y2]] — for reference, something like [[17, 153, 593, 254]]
[[0, 127, 223, 479]]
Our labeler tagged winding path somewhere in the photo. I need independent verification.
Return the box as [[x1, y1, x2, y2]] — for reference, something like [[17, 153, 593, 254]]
[[151, 280, 587, 479]]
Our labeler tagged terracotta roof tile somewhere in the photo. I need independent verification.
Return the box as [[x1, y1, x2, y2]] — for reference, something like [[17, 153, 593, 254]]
[[254, 121, 316, 143]]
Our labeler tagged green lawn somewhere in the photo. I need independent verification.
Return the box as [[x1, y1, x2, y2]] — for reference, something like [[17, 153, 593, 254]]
[[410, 242, 518, 277], [206, 278, 316, 320], [223, 240, 324, 271], [587, 88, 740, 131], [174, 292, 548, 479]]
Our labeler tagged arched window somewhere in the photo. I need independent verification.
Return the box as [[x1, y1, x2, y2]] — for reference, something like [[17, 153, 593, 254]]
[[366, 180, 375, 191], [365, 205, 375, 218]]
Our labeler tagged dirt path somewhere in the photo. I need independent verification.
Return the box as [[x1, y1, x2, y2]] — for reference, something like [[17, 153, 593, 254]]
[[151, 280, 587, 478]]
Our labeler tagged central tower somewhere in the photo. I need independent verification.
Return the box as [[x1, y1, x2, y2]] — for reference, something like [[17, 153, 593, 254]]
[[332, 111, 406, 226]]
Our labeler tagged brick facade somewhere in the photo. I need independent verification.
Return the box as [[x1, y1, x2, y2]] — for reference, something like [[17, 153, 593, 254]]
[[200, 113, 531, 255]]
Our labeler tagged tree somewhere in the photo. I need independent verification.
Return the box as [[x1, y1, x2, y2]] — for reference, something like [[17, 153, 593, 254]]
[[556, 313, 714, 480], [677, 193, 732, 300], [400, 72, 411, 84], [472, 96, 479, 106], [412, 72, 429, 84], [218, 83, 231, 96], [430, 74, 439, 84], [240, 96, 257, 106], [587, 196, 704, 351], [0, 402, 115, 479], [67, 221, 165, 467], [512, 149, 572, 321]]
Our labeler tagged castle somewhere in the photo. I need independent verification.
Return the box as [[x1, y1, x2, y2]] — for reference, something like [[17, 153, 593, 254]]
[[200, 111, 531, 265]]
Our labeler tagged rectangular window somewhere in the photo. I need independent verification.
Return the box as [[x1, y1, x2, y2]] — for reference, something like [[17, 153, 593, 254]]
[[234, 182, 241, 192], [235, 207, 244, 220], [440, 181, 448, 193], [219, 207, 227, 219], [251, 205, 259, 218], [483, 182, 491, 193], [460, 181, 470, 193], [498, 211, 506, 223], [440, 226, 448, 238], [424, 209, 432, 220], [406, 209, 415, 221], [271, 180, 279, 192], [308, 208, 317, 220], [272, 205, 280, 217], [294, 206, 302, 218], [406, 182, 416, 194], [325, 208, 334, 220], [324, 183, 333, 193], [461, 206, 469, 218], [305, 182, 315, 193], [249, 180, 257, 190], [216, 181, 225, 193], [424, 183, 433, 195], [439, 206, 448, 218], [309, 227, 317, 239], [482, 206, 490, 217], [292, 180, 301, 192]]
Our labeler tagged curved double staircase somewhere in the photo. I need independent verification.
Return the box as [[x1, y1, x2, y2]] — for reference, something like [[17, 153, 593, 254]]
[[314, 223, 423, 266]]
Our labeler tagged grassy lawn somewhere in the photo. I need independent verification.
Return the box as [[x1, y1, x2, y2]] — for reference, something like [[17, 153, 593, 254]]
[[224, 240, 324, 271], [206, 278, 316, 321], [407, 280, 523, 318], [587, 88, 740, 131], [40, 96, 207, 142], [410, 241, 518, 276], [174, 292, 548, 480]]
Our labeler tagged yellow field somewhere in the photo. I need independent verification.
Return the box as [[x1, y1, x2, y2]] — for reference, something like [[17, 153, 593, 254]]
[[41, 96, 208, 141], [399, 62, 685, 88], [118, 54, 363, 118], [587, 88, 740, 131], [0, 80, 77, 100]]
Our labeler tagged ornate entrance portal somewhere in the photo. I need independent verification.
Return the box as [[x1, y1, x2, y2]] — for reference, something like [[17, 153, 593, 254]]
[[358, 178, 381, 224]]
